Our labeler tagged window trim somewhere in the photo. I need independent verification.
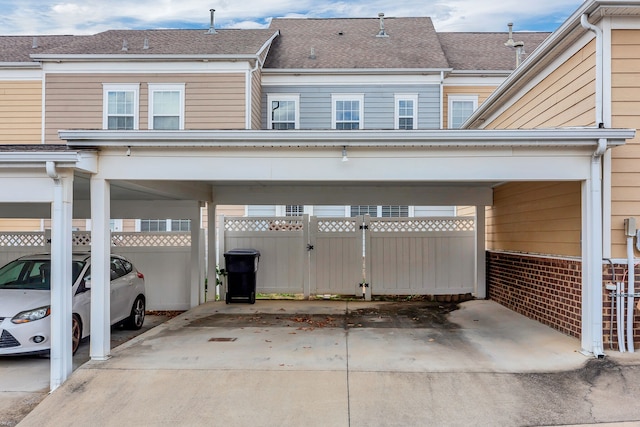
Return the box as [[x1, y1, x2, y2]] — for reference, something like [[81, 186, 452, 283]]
[[148, 83, 185, 130], [448, 94, 478, 129], [267, 93, 300, 130], [394, 94, 418, 130], [331, 93, 364, 130], [102, 83, 140, 130]]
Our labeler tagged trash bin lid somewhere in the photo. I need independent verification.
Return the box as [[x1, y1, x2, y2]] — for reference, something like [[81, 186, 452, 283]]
[[224, 249, 260, 257]]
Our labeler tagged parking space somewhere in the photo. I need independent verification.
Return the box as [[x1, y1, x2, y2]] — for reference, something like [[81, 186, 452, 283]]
[[0, 314, 171, 427], [16, 300, 640, 427]]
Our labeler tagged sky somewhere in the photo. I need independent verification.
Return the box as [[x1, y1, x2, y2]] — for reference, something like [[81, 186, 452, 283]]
[[0, 0, 585, 35]]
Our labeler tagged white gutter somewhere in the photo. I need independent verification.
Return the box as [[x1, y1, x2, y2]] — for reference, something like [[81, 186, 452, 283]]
[[59, 128, 635, 148], [30, 54, 264, 62]]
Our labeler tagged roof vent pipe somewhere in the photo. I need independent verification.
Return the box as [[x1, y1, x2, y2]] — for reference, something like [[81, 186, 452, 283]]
[[143, 38, 149, 50], [376, 12, 388, 38], [504, 22, 515, 47], [208, 9, 217, 34], [121, 39, 128, 51], [32, 37, 38, 49]]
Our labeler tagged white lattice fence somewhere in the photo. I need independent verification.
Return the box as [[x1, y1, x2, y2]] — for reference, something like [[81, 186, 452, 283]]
[[0, 232, 47, 266], [367, 216, 475, 295], [0, 231, 193, 311], [222, 216, 308, 295]]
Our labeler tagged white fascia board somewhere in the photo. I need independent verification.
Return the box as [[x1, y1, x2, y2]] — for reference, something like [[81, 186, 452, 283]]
[[42, 60, 252, 74], [443, 76, 506, 86], [59, 128, 635, 148], [255, 31, 280, 60], [0, 150, 97, 172], [0, 68, 42, 80], [263, 73, 443, 86], [610, 15, 640, 29]]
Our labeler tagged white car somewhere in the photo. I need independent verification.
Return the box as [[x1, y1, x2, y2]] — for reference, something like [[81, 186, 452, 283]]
[[0, 252, 146, 355]]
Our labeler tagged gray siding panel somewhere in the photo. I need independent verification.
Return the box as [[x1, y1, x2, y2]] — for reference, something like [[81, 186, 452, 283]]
[[263, 84, 440, 130]]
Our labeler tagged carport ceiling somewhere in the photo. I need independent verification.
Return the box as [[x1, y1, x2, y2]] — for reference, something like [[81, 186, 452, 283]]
[[78, 176, 497, 206]]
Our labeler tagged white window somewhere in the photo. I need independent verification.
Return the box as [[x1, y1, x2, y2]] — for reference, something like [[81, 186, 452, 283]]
[[148, 84, 185, 130], [448, 95, 478, 129], [136, 219, 191, 232], [267, 94, 299, 130], [350, 206, 410, 217], [332, 94, 364, 130], [395, 94, 418, 130], [285, 205, 304, 216], [103, 84, 139, 130]]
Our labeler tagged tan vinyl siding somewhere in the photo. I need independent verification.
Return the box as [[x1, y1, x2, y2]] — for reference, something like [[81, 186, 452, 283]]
[[45, 73, 246, 143], [485, 40, 596, 130], [0, 81, 42, 144], [487, 182, 581, 257], [0, 219, 42, 231], [443, 85, 496, 129], [611, 29, 640, 258], [482, 41, 596, 257], [251, 69, 262, 129], [456, 206, 476, 217]]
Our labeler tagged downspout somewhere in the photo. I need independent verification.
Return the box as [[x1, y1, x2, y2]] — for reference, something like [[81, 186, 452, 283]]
[[439, 71, 444, 129], [46, 161, 59, 182], [582, 14, 606, 358]]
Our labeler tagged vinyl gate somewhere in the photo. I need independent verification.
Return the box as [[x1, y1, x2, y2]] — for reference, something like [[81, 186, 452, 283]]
[[222, 215, 475, 298]]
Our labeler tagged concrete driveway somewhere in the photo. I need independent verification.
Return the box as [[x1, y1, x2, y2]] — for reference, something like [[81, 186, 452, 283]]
[[15, 300, 640, 427], [0, 314, 170, 426]]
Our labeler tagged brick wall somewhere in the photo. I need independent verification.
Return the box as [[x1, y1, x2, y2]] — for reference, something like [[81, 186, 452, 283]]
[[487, 251, 640, 349], [487, 251, 582, 338]]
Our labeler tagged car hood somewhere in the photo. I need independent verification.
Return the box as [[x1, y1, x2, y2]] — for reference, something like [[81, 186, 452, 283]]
[[0, 290, 50, 318]]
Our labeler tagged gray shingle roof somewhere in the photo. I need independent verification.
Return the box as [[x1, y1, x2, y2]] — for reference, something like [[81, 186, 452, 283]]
[[265, 17, 450, 69], [0, 35, 76, 62], [437, 32, 551, 71], [33, 29, 278, 57]]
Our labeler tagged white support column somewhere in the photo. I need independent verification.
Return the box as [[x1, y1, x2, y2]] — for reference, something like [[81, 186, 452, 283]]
[[49, 169, 73, 391], [581, 146, 605, 357], [206, 204, 217, 302], [302, 214, 310, 299], [89, 177, 111, 360], [190, 208, 201, 308], [475, 206, 487, 299]]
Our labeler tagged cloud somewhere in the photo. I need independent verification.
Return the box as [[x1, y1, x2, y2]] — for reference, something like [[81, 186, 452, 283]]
[[0, 0, 584, 35]]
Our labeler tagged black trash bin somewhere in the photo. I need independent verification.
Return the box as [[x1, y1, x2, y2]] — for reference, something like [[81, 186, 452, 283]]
[[223, 249, 260, 304]]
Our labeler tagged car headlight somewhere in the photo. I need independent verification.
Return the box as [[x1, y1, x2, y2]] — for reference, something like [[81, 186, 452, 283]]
[[11, 306, 51, 324]]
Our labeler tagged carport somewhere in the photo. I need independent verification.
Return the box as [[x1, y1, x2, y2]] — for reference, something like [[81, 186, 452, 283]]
[[0, 127, 634, 390]]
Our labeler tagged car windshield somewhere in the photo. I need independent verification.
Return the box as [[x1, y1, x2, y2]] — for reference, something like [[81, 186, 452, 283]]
[[0, 259, 85, 290]]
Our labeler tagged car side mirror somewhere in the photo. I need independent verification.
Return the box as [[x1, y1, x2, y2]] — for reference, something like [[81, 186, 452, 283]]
[[84, 279, 91, 290]]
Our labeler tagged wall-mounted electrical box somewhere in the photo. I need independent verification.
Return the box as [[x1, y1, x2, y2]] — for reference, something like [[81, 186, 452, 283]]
[[625, 217, 636, 237], [636, 229, 640, 252]]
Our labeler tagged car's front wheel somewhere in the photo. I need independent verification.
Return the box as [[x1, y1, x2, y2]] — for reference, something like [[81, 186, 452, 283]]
[[125, 295, 145, 330], [72, 314, 82, 354]]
